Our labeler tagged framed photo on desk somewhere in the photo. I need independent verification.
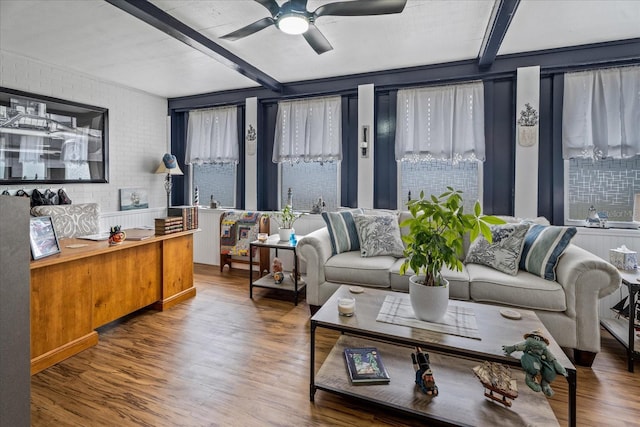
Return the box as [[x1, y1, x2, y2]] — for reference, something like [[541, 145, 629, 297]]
[[29, 216, 61, 260]]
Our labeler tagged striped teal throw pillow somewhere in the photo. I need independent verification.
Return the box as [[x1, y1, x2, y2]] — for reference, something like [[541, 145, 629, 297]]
[[322, 209, 363, 255], [519, 224, 577, 281]]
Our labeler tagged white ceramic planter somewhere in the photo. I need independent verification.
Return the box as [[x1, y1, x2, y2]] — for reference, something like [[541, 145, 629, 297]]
[[278, 228, 293, 242], [409, 275, 449, 322], [518, 125, 538, 147]]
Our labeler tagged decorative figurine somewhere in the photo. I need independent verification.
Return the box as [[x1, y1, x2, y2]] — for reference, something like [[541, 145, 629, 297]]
[[108, 225, 126, 246], [502, 329, 567, 397], [472, 361, 518, 407], [411, 347, 438, 396], [310, 197, 326, 214], [272, 257, 284, 284]]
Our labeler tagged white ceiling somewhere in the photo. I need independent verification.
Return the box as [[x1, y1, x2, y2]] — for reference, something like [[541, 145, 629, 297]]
[[1, 0, 639, 99]]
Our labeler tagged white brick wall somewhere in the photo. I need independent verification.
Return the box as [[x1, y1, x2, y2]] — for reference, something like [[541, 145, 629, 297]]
[[0, 51, 168, 214]]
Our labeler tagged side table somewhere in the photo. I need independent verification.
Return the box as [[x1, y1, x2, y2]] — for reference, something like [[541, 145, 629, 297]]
[[249, 234, 306, 305], [600, 268, 640, 372]]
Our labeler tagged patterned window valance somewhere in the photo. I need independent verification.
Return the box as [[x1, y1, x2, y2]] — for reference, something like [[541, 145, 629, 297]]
[[395, 81, 485, 163], [186, 105, 239, 164], [272, 96, 342, 163], [562, 65, 640, 160]]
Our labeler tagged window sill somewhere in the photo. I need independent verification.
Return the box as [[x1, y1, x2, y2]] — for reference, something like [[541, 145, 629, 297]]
[[566, 219, 640, 230], [570, 225, 640, 237]]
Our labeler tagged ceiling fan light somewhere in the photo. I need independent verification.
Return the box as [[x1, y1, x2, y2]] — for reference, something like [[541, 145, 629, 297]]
[[278, 14, 309, 35]]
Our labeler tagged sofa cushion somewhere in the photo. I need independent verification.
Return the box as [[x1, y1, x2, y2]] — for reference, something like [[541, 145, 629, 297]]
[[322, 209, 363, 255], [354, 214, 405, 257], [325, 251, 394, 288], [389, 258, 471, 299], [464, 223, 529, 276], [519, 224, 577, 281], [31, 203, 100, 239], [467, 263, 567, 311]]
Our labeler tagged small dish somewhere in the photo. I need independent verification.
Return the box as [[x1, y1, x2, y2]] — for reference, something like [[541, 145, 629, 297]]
[[500, 308, 521, 320], [349, 286, 364, 294]]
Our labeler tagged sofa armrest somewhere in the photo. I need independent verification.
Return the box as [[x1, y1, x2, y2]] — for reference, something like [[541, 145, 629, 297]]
[[555, 243, 621, 352], [297, 227, 333, 305]]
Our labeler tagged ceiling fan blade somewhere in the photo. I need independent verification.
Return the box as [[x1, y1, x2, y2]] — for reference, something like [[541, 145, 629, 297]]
[[220, 17, 275, 41], [254, 0, 280, 17], [303, 23, 333, 55], [289, 0, 309, 11], [314, 0, 407, 17]]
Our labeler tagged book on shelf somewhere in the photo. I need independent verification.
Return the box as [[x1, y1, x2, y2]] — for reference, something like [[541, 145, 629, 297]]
[[155, 216, 183, 225], [343, 347, 390, 385], [168, 206, 199, 230], [154, 217, 184, 235]]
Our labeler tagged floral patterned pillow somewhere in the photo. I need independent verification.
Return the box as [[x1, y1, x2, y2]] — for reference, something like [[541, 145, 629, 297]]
[[464, 223, 529, 275], [354, 214, 405, 258]]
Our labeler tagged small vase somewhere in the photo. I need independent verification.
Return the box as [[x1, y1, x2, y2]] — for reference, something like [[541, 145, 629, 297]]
[[108, 231, 126, 246], [409, 275, 449, 322], [278, 228, 292, 242], [518, 125, 538, 147]]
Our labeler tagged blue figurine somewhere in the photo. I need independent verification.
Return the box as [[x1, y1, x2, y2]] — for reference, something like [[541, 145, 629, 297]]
[[411, 347, 438, 396]]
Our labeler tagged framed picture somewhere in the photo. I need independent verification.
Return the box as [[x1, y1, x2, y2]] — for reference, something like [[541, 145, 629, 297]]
[[120, 188, 149, 210], [29, 216, 61, 260], [0, 87, 108, 184]]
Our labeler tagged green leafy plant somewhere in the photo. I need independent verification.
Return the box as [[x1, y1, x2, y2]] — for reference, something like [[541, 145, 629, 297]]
[[271, 205, 304, 229], [400, 187, 505, 286], [517, 103, 539, 126]]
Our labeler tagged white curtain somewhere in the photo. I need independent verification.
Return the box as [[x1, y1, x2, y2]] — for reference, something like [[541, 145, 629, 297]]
[[273, 96, 341, 163], [395, 81, 485, 162], [186, 106, 238, 164], [562, 65, 640, 160]]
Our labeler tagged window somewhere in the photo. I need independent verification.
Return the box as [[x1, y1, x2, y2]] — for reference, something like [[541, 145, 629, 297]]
[[395, 82, 485, 210], [193, 162, 236, 208], [186, 106, 239, 208], [566, 157, 639, 223], [563, 66, 640, 224], [273, 96, 341, 211], [398, 160, 481, 212], [280, 161, 339, 212]]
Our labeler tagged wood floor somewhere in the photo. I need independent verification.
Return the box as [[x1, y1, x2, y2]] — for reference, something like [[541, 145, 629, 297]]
[[31, 264, 640, 426]]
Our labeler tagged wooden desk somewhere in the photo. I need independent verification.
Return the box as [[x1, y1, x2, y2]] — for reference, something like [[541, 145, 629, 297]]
[[30, 230, 197, 375]]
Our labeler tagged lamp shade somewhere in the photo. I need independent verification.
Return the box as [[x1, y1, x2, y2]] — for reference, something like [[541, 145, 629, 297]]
[[155, 153, 183, 175]]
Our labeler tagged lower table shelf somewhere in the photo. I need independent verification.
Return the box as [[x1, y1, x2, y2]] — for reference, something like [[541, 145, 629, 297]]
[[250, 272, 306, 305], [315, 335, 559, 427], [252, 272, 306, 292]]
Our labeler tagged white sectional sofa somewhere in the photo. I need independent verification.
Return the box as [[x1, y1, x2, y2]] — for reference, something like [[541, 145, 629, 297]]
[[297, 212, 621, 366]]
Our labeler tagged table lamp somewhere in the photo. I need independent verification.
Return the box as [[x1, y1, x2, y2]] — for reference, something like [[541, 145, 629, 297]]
[[155, 153, 183, 212]]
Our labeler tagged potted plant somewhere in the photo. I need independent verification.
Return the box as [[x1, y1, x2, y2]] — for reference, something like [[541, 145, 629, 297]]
[[517, 103, 539, 147], [272, 204, 304, 241], [400, 187, 504, 321]]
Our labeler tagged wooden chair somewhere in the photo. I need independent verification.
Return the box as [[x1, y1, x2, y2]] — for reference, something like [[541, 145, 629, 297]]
[[219, 211, 269, 275]]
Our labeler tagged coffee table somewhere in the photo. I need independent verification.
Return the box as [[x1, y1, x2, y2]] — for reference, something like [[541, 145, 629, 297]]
[[310, 285, 577, 426]]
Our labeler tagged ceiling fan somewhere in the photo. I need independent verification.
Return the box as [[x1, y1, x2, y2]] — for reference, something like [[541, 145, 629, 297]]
[[220, 0, 408, 55]]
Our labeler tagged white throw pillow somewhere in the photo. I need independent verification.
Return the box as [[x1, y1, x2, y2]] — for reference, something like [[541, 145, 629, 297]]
[[354, 214, 405, 258], [464, 223, 529, 276]]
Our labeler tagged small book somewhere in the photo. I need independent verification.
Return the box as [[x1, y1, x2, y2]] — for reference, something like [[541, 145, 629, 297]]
[[343, 347, 390, 385]]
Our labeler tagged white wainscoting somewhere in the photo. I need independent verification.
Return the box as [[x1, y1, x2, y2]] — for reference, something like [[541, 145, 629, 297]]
[[194, 208, 223, 265], [572, 227, 640, 320], [99, 207, 165, 232], [193, 209, 326, 270]]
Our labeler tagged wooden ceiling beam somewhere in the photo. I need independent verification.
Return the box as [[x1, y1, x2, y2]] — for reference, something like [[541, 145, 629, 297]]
[[104, 0, 282, 93], [478, 0, 521, 69]]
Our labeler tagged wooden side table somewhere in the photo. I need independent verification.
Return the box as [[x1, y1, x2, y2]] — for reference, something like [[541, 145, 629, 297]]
[[249, 234, 306, 305], [600, 268, 640, 372]]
